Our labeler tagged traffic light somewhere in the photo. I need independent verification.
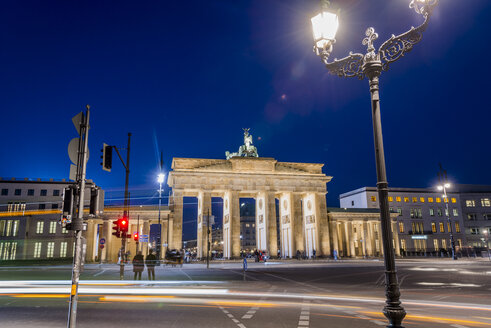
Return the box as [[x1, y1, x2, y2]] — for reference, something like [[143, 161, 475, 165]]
[[61, 187, 74, 230], [120, 217, 129, 234], [133, 232, 139, 242], [112, 220, 120, 238], [101, 143, 112, 172]]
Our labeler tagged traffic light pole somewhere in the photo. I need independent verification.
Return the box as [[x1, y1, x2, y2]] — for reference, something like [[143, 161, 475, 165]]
[[113, 133, 131, 280], [206, 209, 210, 269], [67, 106, 90, 328]]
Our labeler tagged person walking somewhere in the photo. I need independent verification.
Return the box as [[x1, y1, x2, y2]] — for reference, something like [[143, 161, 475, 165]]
[[132, 251, 144, 280], [146, 249, 157, 280]]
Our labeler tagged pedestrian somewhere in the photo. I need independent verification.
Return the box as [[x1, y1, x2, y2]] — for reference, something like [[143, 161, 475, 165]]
[[333, 249, 338, 261], [146, 249, 157, 280], [296, 250, 301, 260], [132, 251, 144, 280], [312, 249, 316, 259]]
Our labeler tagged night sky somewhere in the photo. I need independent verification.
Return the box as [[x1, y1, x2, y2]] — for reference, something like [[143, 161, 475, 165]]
[[1, 1, 491, 240]]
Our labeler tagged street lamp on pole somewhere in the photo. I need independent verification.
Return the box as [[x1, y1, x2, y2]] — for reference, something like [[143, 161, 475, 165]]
[[157, 173, 165, 261], [437, 183, 457, 260], [311, 1, 439, 327]]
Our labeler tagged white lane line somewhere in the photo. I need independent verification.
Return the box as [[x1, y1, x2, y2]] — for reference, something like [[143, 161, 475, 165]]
[[179, 268, 193, 281], [93, 269, 106, 277], [450, 324, 469, 328], [218, 304, 247, 328], [241, 286, 274, 319], [372, 320, 385, 326], [298, 299, 310, 328]]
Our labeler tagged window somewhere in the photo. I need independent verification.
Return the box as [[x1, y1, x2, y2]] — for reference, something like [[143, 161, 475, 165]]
[[40, 189, 47, 196], [420, 197, 425, 203], [51, 204, 59, 209], [5, 221, 12, 236], [14, 189, 21, 196], [455, 222, 461, 233], [439, 222, 444, 233], [467, 213, 477, 220], [466, 200, 476, 207], [1, 189, 8, 195], [397, 208, 402, 216], [444, 197, 449, 203], [0, 221, 5, 236], [47, 242, 55, 258], [436, 197, 441, 203], [410, 209, 415, 218], [482, 198, 491, 207], [428, 197, 434, 203], [429, 208, 434, 216], [351, 201, 354, 206], [457, 239, 462, 247], [34, 242, 42, 258], [441, 239, 447, 249], [28, 189, 34, 196], [60, 242, 67, 257], [399, 222, 404, 233], [484, 214, 491, 220], [400, 239, 406, 250], [371, 196, 376, 202], [396, 196, 401, 202], [431, 222, 437, 233], [62, 226, 68, 234], [447, 222, 451, 233], [49, 221, 57, 234], [412, 197, 417, 203], [12, 220, 19, 237], [404, 197, 409, 203], [39, 204, 46, 210], [451, 198, 457, 203], [419, 222, 424, 233], [417, 208, 422, 218], [36, 221, 44, 234], [445, 208, 449, 217], [53, 190, 60, 196], [388, 196, 393, 202], [411, 222, 415, 233], [452, 209, 458, 216], [433, 239, 439, 250], [437, 209, 442, 217]]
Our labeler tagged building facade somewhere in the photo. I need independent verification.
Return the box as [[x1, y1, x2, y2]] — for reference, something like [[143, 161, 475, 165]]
[[340, 185, 491, 253]]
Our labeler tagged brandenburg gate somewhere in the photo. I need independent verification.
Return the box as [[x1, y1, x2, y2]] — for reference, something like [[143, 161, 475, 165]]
[[167, 129, 332, 259]]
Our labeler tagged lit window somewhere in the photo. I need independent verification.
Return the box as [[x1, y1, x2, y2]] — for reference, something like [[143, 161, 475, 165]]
[[439, 222, 444, 233], [447, 222, 451, 232], [417, 209, 422, 218], [451, 198, 457, 203], [62, 226, 68, 234], [457, 239, 462, 247], [400, 239, 406, 250], [481, 198, 491, 207], [36, 221, 44, 234], [410, 209, 415, 218], [470, 228, 480, 235], [437, 209, 442, 217], [399, 222, 404, 233], [412, 197, 417, 203], [429, 208, 434, 216], [397, 208, 402, 216], [436, 198, 441, 203], [433, 239, 439, 250], [411, 222, 415, 233], [431, 222, 436, 233], [388, 196, 393, 202], [5, 221, 12, 236], [419, 222, 424, 233], [455, 222, 460, 233], [245, 223, 250, 228], [428, 197, 434, 203], [452, 209, 458, 216], [371, 196, 376, 202], [466, 200, 476, 207], [467, 213, 477, 220], [60, 242, 67, 257], [396, 196, 401, 202], [49, 221, 57, 234], [404, 197, 409, 203], [441, 239, 447, 249], [445, 208, 449, 216], [34, 242, 42, 258], [420, 197, 425, 203], [12, 220, 19, 237], [443, 197, 449, 203], [47, 242, 55, 258]]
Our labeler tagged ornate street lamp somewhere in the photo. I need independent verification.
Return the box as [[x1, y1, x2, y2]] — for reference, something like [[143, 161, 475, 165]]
[[157, 173, 165, 261], [311, 1, 439, 327]]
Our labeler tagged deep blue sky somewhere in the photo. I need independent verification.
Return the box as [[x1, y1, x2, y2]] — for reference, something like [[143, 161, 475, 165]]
[[1, 0, 491, 213]]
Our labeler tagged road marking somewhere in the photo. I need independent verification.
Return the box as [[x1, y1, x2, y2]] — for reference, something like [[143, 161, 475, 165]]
[[93, 269, 106, 277], [297, 299, 310, 328], [179, 268, 193, 281], [450, 325, 469, 328], [218, 305, 247, 328], [241, 286, 274, 319]]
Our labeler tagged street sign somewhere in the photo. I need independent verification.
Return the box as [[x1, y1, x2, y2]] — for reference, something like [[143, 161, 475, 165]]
[[99, 238, 106, 245], [140, 238, 148, 242], [100, 245, 104, 249], [72, 112, 84, 136]]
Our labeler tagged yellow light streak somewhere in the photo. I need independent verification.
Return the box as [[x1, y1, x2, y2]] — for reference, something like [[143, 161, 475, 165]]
[[362, 311, 491, 327], [207, 300, 276, 308]]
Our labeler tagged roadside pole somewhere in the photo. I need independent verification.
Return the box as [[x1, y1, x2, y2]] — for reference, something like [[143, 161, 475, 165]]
[[206, 209, 210, 269], [67, 106, 90, 328]]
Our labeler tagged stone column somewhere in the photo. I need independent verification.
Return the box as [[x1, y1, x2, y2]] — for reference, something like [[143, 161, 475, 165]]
[[331, 221, 339, 255], [315, 193, 330, 256], [279, 192, 293, 258], [170, 190, 183, 250], [348, 221, 356, 257], [101, 219, 109, 262], [266, 191, 278, 257], [292, 194, 303, 256], [343, 222, 350, 257], [84, 220, 96, 263], [363, 221, 372, 256], [230, 191, 241, 258], [143, 219, 150, 257], [392, 221, 401, 256], [197, 191, 212, 259]]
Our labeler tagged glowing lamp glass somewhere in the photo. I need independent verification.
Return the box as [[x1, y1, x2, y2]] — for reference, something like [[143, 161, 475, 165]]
[[444, 183, 450, 188], [437, 186, 443, 191], [311, 11, 339, 49], [157, 174, 165, 183]]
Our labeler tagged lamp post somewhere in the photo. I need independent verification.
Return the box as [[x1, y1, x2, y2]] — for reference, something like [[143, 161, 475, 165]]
[[437, 183, 457, 260], [157, 173, 165, 261], [311, 1, 439, 327]]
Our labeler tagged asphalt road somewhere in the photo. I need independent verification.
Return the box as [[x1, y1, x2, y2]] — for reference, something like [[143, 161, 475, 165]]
[[1, 258, 491, 328]]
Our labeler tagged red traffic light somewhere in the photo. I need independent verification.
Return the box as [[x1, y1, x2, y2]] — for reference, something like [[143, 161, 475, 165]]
[[112, 220, 121, 238], [119, 217, 129, 233], [133, 232, 139, 241]]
